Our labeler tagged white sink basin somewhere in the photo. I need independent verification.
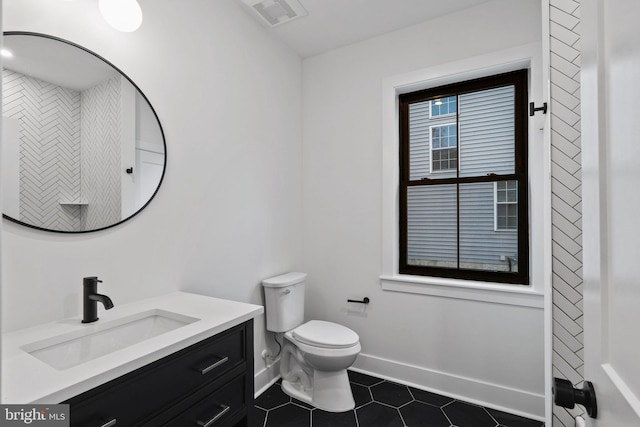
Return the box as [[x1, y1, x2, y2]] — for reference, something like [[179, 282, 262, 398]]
[[21, 309, 199, 370]]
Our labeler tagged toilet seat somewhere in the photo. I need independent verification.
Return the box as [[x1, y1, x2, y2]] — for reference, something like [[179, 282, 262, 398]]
[[292, 320, 359, 349]]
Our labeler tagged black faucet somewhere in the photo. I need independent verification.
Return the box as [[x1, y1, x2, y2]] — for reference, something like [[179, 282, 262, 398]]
[[82, 276, 114, 323]]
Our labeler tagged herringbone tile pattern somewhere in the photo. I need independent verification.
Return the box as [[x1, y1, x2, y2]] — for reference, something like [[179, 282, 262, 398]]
[[549, 1, 585, 425], [3, 69, 82, 231], [2, 70, 124, 232], [80, 76, 122, 230]]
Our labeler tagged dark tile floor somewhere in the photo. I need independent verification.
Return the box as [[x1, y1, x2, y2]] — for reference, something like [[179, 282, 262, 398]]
[[254, 371, 544, 427]]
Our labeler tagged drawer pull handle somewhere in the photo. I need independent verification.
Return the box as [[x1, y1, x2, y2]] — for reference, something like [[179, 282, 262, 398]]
[[98, 418, 116, 427], [197, 356, 229, 375], [196, 404, 230, 427]]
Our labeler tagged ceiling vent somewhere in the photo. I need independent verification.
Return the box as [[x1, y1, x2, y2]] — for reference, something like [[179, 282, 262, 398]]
[[242, 0, 308, 27]]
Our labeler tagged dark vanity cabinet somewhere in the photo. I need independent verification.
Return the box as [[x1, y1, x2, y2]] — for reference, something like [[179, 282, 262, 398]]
[[63, 320, 254, 427]]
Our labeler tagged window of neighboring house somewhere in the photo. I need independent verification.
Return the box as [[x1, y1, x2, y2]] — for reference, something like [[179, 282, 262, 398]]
[[398, 70, 529, 284], [495, 180, 518, 231], [430, 123, 458, 172], [429, 95, 457, 118]]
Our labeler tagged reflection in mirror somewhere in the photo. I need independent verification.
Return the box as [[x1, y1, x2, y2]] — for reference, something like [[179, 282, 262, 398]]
[[1, 32, 166, 233]]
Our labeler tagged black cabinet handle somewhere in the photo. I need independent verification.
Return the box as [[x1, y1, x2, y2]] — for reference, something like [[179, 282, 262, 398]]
[[347, 297, 370, 304], [196, 404, 230, 427], [195, 356, 229, 375]]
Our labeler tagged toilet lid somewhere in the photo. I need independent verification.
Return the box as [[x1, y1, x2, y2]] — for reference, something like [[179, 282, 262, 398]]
[[292, 320, 359, 349]]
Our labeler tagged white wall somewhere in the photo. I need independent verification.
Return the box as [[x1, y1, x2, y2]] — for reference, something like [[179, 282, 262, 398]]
[[2, 0, 548, 415], [1, 0, 303, 387], [302, 0, 545, 418]]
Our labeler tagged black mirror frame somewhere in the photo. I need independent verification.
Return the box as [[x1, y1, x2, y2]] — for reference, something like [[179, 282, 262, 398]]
[[2, 31, 167, 233]]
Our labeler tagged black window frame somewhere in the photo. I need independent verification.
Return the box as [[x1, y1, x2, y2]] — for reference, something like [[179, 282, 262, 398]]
[[398, 69, 529, 285]]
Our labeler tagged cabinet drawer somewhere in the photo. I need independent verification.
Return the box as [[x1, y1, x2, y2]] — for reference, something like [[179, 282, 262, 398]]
[[162, 375, 246, 427], [65, 323, 247, 427]]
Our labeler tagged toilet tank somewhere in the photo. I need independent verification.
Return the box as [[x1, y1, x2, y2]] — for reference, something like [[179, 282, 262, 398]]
[[262, 272, 306, 333]]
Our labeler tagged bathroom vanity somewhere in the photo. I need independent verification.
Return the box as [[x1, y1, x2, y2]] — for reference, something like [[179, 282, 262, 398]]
[[64, 320, 253, 426], [1, 292, 263, 427]]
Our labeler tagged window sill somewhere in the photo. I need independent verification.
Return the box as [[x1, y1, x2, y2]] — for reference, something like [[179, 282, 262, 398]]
[[380, 275, 544, 308]]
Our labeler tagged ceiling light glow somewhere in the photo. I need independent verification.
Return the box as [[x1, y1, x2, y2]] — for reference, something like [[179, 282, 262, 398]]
[[99, 0, 143, 32]]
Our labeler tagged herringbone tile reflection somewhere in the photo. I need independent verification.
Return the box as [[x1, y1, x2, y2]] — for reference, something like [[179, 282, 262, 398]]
[[81, 76, 122, 230], [2, 70, 123, 232], [3, 69, 82, 231]]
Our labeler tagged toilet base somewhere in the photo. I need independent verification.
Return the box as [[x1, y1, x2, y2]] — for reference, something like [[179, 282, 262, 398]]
[[282, 369, 355, 413]]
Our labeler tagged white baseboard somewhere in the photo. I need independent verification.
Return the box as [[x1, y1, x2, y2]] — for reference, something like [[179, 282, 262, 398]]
[[352, 353, 545, 421], [254, 358, 281, 398]]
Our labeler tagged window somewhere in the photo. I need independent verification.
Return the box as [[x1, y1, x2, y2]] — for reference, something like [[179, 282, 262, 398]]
[[430, 123, 457, 172], [495, 181, 518, 231], [429, 95, 457, 118], [398, 70, 528, 284]]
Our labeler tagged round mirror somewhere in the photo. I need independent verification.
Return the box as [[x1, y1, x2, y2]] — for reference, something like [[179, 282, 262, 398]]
[[2, 32, 166, 233]]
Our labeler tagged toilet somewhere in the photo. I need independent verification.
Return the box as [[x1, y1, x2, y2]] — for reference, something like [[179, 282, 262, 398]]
[[262, 272, 361, 412]]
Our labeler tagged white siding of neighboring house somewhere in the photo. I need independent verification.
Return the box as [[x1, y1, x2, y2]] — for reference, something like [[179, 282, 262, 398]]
[[407, 184, 458, 264], [406, 85, 518, 269], [459, 86, 515, 176], [409, 102, 456, 181]]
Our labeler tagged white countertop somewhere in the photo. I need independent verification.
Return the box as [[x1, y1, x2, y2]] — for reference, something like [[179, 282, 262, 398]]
[[1, 291, 263, 404]]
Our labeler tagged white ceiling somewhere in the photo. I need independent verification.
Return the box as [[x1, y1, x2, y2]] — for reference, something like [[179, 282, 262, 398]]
[[3, 34, 117, 91], [238, 0, 496, 58], [2, 1, 496, 88]]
